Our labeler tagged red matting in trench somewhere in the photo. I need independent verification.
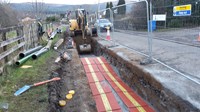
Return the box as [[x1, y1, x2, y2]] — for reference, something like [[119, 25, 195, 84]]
[[81, 57, 155, 112]]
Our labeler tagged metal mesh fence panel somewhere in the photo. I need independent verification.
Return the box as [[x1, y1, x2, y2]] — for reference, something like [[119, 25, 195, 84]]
[[110, 1, 150, 56], [113, 2, 148, 31], [150, 0, 200, 84], [152, 0, 200, 46], [97, 8, 114, 40]]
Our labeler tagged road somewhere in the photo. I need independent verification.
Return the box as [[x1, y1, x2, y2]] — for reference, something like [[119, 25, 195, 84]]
[[99, 30, 200, 84]]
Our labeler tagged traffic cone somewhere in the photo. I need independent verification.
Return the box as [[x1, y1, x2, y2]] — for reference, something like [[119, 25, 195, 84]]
[[197, 32, 200, 42], [106, 27, 111, 41]]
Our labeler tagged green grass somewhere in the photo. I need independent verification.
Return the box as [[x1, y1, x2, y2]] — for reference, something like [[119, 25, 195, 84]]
[[5, 31, 18, 49], [0, 34, 60, 112], [61, 25, 67, 32], [6, 31, 17, 39]]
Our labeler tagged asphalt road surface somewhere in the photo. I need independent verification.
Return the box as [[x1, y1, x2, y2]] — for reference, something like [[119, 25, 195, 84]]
[[99, 30, 200, 84]]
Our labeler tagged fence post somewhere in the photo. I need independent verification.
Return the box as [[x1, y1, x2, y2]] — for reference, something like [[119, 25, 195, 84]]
[[2, 32, 8, 62], [16, 27, 23, 51], [34, 23, 38, 46], [16, 28, 20, 44]]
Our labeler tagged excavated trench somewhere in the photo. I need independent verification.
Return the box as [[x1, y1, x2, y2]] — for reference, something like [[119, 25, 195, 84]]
[[47, 49, 96, 112], [47, 32, 198, 112]]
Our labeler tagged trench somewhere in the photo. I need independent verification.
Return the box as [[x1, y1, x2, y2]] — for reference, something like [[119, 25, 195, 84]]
[[47, 32, 198, 112]]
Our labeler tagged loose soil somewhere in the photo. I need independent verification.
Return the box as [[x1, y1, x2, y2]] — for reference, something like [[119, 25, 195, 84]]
[[47, 33, 96, 112]]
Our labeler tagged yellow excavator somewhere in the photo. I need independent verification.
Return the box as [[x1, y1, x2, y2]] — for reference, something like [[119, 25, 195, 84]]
[[69, 9, 97, 53]]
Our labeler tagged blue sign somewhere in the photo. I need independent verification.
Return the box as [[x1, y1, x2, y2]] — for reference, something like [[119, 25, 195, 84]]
[[174, 10, 191, 16]]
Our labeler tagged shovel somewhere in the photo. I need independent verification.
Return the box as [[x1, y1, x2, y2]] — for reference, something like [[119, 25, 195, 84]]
[[14, 77, 61, 96]]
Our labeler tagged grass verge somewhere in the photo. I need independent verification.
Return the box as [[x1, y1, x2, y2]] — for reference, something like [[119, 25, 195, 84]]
[[0, 33, 61, 112]]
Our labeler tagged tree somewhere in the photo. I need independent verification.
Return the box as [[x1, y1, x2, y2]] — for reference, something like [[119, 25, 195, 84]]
[[0, 0, 10, 4], [117, 0, 126, 15], [0, 4, 19, 27], [109, 2, 114, 19], [110, 2, 113, 9], [105, 2, 114, 19], [60, 13, 65, 18], [130, 2, 147, 30], [31, 1, 47, 19], [46, 16, 59, 22], [105, 2, 110, 18]]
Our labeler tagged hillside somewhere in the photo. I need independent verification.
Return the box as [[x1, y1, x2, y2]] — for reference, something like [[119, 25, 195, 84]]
[[10, 3, 109, 14], [10, 1, 136, 15]]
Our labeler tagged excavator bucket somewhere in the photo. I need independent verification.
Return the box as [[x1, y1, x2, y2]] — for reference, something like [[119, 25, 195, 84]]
[[79, 44, 91, 53]]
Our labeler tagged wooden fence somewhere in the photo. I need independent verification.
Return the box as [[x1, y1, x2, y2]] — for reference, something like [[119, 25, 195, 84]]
[[0, 22, 54, 75], [0, 25, 24, 74]]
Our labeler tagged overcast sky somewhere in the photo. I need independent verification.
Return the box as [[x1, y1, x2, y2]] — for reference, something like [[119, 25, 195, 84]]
[[10, 0, 119, 5]]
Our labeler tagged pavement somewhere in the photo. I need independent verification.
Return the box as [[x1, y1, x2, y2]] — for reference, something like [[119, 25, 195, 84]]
[[115, 27, 200, 47], [99, 30, 200, 84]]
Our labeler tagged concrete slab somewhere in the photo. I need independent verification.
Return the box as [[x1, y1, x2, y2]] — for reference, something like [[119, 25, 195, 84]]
[[102, 72, 122, 82], [89, 81, 112, 96], [94, 92, 122, 112], [93, 56, 110, 64], [97, 63, 116, 73], [81, 58, 96, 65], [86, 72, 105, 83], [83, 64, 99, 73]]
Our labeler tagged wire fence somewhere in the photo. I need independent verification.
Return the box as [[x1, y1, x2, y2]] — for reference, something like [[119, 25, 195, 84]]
[[113, 2, 148, 31], [90, 0, 200, 85], [151, 1, 200, 47]]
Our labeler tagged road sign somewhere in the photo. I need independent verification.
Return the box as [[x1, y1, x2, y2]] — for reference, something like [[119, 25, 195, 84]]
[[153, 14, 166, 21], [173, 4, 192, 16]]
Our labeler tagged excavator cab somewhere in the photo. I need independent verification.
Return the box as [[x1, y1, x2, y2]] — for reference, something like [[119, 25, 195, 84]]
[[69, 9, 88, 34]]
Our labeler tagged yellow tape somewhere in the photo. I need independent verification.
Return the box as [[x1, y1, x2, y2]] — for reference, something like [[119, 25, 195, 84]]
[[85, 58, 91, 65], [86, 58, 112, 111], [97, 57, 104, 64], [98, 58, 146, 112]]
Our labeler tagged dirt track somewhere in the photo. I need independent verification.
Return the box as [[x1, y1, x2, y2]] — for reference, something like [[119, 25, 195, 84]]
[[47, 48, 97, 112]]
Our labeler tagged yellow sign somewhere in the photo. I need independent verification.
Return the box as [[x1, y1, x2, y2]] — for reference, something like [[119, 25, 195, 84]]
[[173, 4, 192, 16], [174, 4, 191, 11]]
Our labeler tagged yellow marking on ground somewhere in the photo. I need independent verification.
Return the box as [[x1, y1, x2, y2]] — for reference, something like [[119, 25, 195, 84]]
[[87, 58, 112, 111], [97, 57, 104, 64], [85, 58, 91, 65], [98, 58, 146, 112], [91, 73, 100, 82], [88, 65, 94, 72]]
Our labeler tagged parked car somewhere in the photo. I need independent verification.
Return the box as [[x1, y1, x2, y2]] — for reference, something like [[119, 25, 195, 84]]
[[94, 19, 112, 32]]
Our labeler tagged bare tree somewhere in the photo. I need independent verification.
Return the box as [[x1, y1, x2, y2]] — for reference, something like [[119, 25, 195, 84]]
[[0, 0, 10, 4], [31, 0, 47, 19], [0, 4, 19, 27]]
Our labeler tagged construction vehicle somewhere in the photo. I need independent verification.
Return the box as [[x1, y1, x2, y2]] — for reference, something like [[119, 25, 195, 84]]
[[69, 9, 97, 53]]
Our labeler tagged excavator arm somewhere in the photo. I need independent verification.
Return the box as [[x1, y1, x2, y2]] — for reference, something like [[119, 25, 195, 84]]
[[69, 9, 93, 54]]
